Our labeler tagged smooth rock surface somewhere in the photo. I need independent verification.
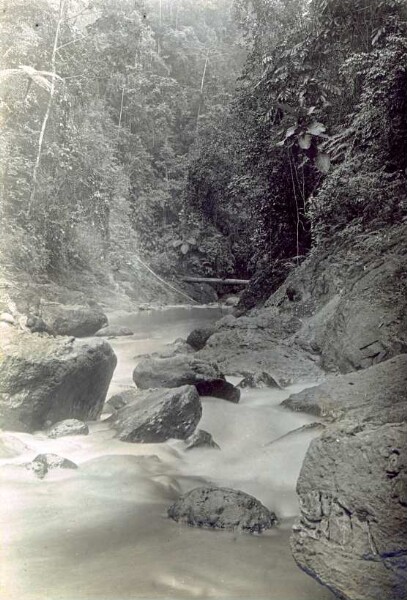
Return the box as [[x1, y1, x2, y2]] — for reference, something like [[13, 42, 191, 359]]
[[168, 486, 277, 533], [95, 325, 134, 337], [110, 385, 202, 443], [0, 328, 117, 432], [289, 355, 407, 600], [41, 303, 108, 337], [48, 419, 89, 438], [282, 354, 407, 423], [133, 354, 223, 390]]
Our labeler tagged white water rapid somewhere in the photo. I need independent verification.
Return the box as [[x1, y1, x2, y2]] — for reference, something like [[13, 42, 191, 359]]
[[0, 306, 334, 600]]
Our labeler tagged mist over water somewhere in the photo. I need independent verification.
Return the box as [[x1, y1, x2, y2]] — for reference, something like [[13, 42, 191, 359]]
[[0, 307, 334, 600]]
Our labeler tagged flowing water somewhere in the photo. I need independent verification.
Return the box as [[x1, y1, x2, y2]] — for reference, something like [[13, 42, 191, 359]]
[[0, 306, 334, 600]]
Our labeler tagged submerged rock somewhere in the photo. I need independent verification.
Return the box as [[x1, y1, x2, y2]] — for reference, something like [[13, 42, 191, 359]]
[[185, 429, 220, 451], [29, 453, 78, 479], [168, 486, 277, 533], [238, 371, 282, 389], [0, 328, 117, 432], [95, 325, 134, 337], [110, 385, 202, 443], [48, 419, 89, 438], [41, 303, 108, 337], [186, 327, 215, 350]]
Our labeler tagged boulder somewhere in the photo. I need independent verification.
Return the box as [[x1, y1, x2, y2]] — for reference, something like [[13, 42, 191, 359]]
[[238, 371, 282, 389], [133, 355, 240, 402], [110, 386, 202, 443], [293, 423, 407, 600], [95, 325, 133, 337], [41, 303, 108, 337], [48, 419, 89, 438], [168, 486, 277, 533], [28, 453, 78, 479], [224, 296, 240, 307], [182, 282, 218, 304], [133, 354, 219, 389], [195, 379, 241, 403], [26, 315, 49, 334], [186, 327, 215, 350], [185, 429, 220, 451], [0, 328, 117, 432], [289, 355, 407, 600]]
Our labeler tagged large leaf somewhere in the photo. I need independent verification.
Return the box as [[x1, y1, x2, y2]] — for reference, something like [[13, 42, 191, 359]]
[[181, 243, 190, 255], [298, 133, 312, 149], [315, 152, 331, 174], [307, 121, 326, 136], [284, 125, 297, 139]]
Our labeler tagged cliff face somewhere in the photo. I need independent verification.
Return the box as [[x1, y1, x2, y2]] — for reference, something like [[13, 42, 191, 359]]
[[265, 223, 407, 373]]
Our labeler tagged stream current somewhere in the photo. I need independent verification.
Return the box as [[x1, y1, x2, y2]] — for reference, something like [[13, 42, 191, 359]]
[[0, 306, 334, 600]]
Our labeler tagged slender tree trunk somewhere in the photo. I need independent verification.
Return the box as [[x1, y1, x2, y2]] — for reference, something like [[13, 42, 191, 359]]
[[196, 52, 209, 134], [27, 0, 65, 218], [118, 84, 125, 132]]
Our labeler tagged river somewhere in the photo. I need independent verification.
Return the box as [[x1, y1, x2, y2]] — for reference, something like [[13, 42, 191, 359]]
[[0, 306, 334, 600]]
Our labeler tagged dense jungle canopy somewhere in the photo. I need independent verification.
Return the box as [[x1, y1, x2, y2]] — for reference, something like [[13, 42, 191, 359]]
[[1, 0, 406, 302]]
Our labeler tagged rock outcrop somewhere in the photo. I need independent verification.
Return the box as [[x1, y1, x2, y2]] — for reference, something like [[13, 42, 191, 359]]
[[289, 355, 407, 600], [168, 486, 277, 533], [109, 386, 202, 443], [0, 328, 117, 432], [41, 303, 108, 337]]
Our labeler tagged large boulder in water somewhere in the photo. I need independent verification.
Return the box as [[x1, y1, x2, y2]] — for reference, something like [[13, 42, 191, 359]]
[[0, 328, 117, 432], [28, 453, 78, 479], [109, 386, 202, 443], [133, 354, 240, 402], [194, 379, 240, 403], [289, 355, 407, 600], [168, 486, 277, 533], [41, 303, 108, 337], [186, 327, 215, 350]]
